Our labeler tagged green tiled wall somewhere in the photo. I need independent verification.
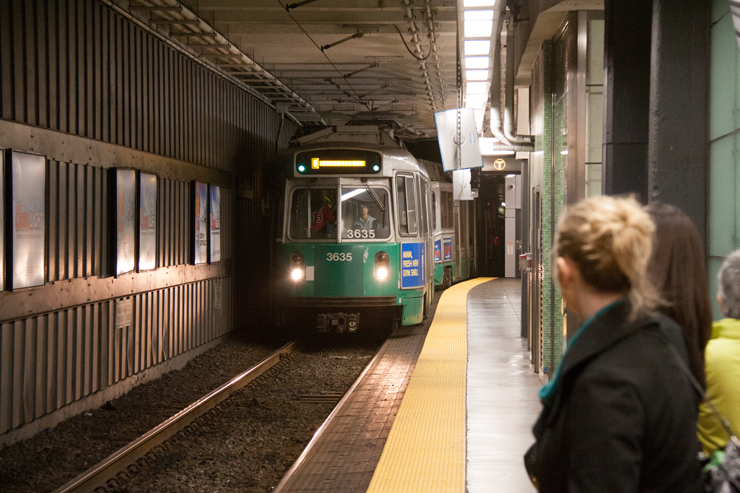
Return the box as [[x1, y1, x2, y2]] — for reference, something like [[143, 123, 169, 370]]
[[531, 41, 565, 375], [709, 0, 740, 319]]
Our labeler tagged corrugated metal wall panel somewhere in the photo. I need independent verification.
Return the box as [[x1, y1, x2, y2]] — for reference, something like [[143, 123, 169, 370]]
[[0, 278, 232, 435], [0, 0, 294, 172]]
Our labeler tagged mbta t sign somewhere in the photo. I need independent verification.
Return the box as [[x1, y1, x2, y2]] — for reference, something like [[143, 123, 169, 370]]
[[493, 158, 506, 171]]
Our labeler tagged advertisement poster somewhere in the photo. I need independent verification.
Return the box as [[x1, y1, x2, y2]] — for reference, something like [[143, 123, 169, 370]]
[[139, 173, 157, 271], [209, 185, 221, 263], [0, 151, 3, 291], [10, 151, 46, 289], [434, 239, 441, 262], [116, 169, 136, 276], [401, 242, 424, 289], [193, 182, 208, 264], [443, 237, 452, 261]]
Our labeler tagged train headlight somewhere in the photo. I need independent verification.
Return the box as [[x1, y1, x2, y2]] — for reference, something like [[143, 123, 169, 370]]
[[374, 251, 390, 281], [289, 252, 305, 282]]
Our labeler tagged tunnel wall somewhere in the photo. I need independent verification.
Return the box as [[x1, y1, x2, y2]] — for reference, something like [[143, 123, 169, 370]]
[[0, 0, 295, 444]]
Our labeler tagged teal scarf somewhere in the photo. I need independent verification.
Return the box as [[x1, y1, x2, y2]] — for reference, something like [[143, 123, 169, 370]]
[[539, 298, 626, 409]]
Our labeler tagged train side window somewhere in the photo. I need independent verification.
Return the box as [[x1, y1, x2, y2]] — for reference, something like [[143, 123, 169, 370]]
[[396, 174, 418, 236], [440, 191, 453, 229], [419, 177, 428, 237], [431, 190, 437, 231]]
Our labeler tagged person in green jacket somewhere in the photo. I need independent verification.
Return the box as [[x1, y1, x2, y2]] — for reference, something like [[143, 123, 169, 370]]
[[699, 250, 740, 454]]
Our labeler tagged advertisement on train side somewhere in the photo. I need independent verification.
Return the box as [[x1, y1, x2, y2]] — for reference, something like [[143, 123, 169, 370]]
[[434, 239, 441, 262], [193, 182, 208, 264], [139, 173, 157, 271], [210, 185, 221, 263], [115, 169, 136, 277], [401, 242, 424, 288], [444, 238, 452, 261]]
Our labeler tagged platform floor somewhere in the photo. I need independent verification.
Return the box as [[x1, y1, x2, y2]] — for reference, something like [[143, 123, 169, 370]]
[[276, 278, 541, 492]]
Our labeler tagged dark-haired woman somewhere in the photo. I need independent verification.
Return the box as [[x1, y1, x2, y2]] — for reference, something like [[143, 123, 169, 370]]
[[645, 202, 712, 391], [528, 196, 703, 492]]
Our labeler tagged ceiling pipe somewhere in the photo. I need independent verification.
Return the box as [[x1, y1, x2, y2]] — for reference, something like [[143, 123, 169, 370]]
[[489, 14, 510, 146], [503, 16, 534, 146]]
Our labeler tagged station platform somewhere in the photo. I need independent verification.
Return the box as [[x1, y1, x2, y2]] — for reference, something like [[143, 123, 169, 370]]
[[275, 278, 541, 492]]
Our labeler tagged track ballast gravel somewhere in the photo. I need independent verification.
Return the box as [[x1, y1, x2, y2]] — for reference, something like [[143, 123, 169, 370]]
[[0, 331, 381, 493]]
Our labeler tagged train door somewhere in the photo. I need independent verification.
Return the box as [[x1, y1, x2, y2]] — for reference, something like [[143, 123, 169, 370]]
[[418, 176, 433, 316], [395, 172, 425, 326]]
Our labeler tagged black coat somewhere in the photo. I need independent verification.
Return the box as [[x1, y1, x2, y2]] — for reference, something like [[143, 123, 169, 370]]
[[531, 301, 703, 493]]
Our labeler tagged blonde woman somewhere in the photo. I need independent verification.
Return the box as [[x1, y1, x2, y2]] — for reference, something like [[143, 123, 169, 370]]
[[527, 196, 702, 492]]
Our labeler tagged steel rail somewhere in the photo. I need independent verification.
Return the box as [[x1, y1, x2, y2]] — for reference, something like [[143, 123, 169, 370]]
[[52, 339, 300, 493], [272, 342, 386, 493]]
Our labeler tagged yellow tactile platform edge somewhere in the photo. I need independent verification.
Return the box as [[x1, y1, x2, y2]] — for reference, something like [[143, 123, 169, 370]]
[[366, 278, 494, 493]]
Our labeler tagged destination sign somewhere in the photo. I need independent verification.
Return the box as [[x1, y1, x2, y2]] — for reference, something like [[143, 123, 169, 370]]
[[295, 149, 382, 175]]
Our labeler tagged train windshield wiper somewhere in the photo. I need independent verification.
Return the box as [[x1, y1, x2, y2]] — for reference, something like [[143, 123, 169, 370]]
[[361, 178, 386, 213]]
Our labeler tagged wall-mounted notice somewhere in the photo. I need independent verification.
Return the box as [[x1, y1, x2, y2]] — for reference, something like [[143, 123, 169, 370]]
[[209, 185, 221, 263], [193, 182, 208, 264], [139, 172, 157, 271], [9, 151, 46, 289], [115, 169, 136, 276]]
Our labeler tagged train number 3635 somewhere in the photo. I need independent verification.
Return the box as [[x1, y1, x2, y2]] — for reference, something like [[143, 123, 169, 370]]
[[327, 252, 353, 261], [346, 229, 375, 239]]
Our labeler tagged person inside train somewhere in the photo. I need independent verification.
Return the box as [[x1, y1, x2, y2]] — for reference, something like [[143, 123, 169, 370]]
[[697, 249, 740, 455], [644, 203, 712, 391], [352, 204, 376, 231], [526, 195, 703, 492], [310, 193, 337, 238]]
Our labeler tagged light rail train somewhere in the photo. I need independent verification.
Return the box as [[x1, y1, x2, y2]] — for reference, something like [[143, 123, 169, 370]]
[[269, 126, 476, 333]]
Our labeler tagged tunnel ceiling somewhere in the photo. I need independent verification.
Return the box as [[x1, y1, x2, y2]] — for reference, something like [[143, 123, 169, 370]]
[[121, 0, 458, 140]]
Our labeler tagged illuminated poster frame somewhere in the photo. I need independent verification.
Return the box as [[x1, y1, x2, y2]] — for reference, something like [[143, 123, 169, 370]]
[[209, 185, 221, 263], [0, 150, 4, 291], [192, 181, 208, 265], [138, 172, 158, 272], [110, 168, 137, 277], [6, 150, 46, 290]]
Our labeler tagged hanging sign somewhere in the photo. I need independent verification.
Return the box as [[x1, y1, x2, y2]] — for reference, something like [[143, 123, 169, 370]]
[[434, 108, 483, 171]]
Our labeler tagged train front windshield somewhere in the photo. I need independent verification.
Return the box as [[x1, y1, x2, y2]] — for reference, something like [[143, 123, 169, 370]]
[[340, 188, 390, 240], [288, 186, 390, 241]]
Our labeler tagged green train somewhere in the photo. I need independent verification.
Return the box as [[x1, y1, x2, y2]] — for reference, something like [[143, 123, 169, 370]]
[[270, 126, 476, 333]]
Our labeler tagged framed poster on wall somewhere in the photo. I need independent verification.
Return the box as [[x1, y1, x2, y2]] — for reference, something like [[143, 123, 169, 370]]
[[209, 185, 221, 263], [7, 150, 46, 290], [138, 172, 157, 271], [193, 181, 208, 264], [111, 169, 136, 276]]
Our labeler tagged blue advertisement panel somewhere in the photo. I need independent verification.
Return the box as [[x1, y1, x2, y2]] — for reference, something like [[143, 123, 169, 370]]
[[401, 242, 424, 288], [434, 239, 441, 262], [443, 237, 452, 261]]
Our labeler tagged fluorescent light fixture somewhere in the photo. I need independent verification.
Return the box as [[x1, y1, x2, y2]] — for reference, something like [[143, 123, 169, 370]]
[[501, 202, 507, 207], [465, 20, 493, 38], [486, 150, 515, 156], [464, 40, 491, 56], [465, 94, 488, 108], [464, 0, 495, 6], [466, 69, 489, 81], [466, 81, 489, 94], [506, 174, 515, 177], [561, 150, 568, 155], [464, 10, 493, 21], [465, 57, 490, 69]]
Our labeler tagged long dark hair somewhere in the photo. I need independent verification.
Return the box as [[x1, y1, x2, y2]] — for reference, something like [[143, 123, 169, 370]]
[[645, 203, 712, 388]]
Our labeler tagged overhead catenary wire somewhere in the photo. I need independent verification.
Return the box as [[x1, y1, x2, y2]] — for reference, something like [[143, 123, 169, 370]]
[[276, 0, 373, 112]]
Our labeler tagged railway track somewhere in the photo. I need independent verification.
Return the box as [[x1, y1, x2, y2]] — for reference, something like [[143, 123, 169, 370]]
[[52, 340, 300, 493]]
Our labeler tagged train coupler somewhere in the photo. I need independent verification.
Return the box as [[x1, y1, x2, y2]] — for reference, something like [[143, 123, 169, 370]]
[[317, 313, 359, 333]]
